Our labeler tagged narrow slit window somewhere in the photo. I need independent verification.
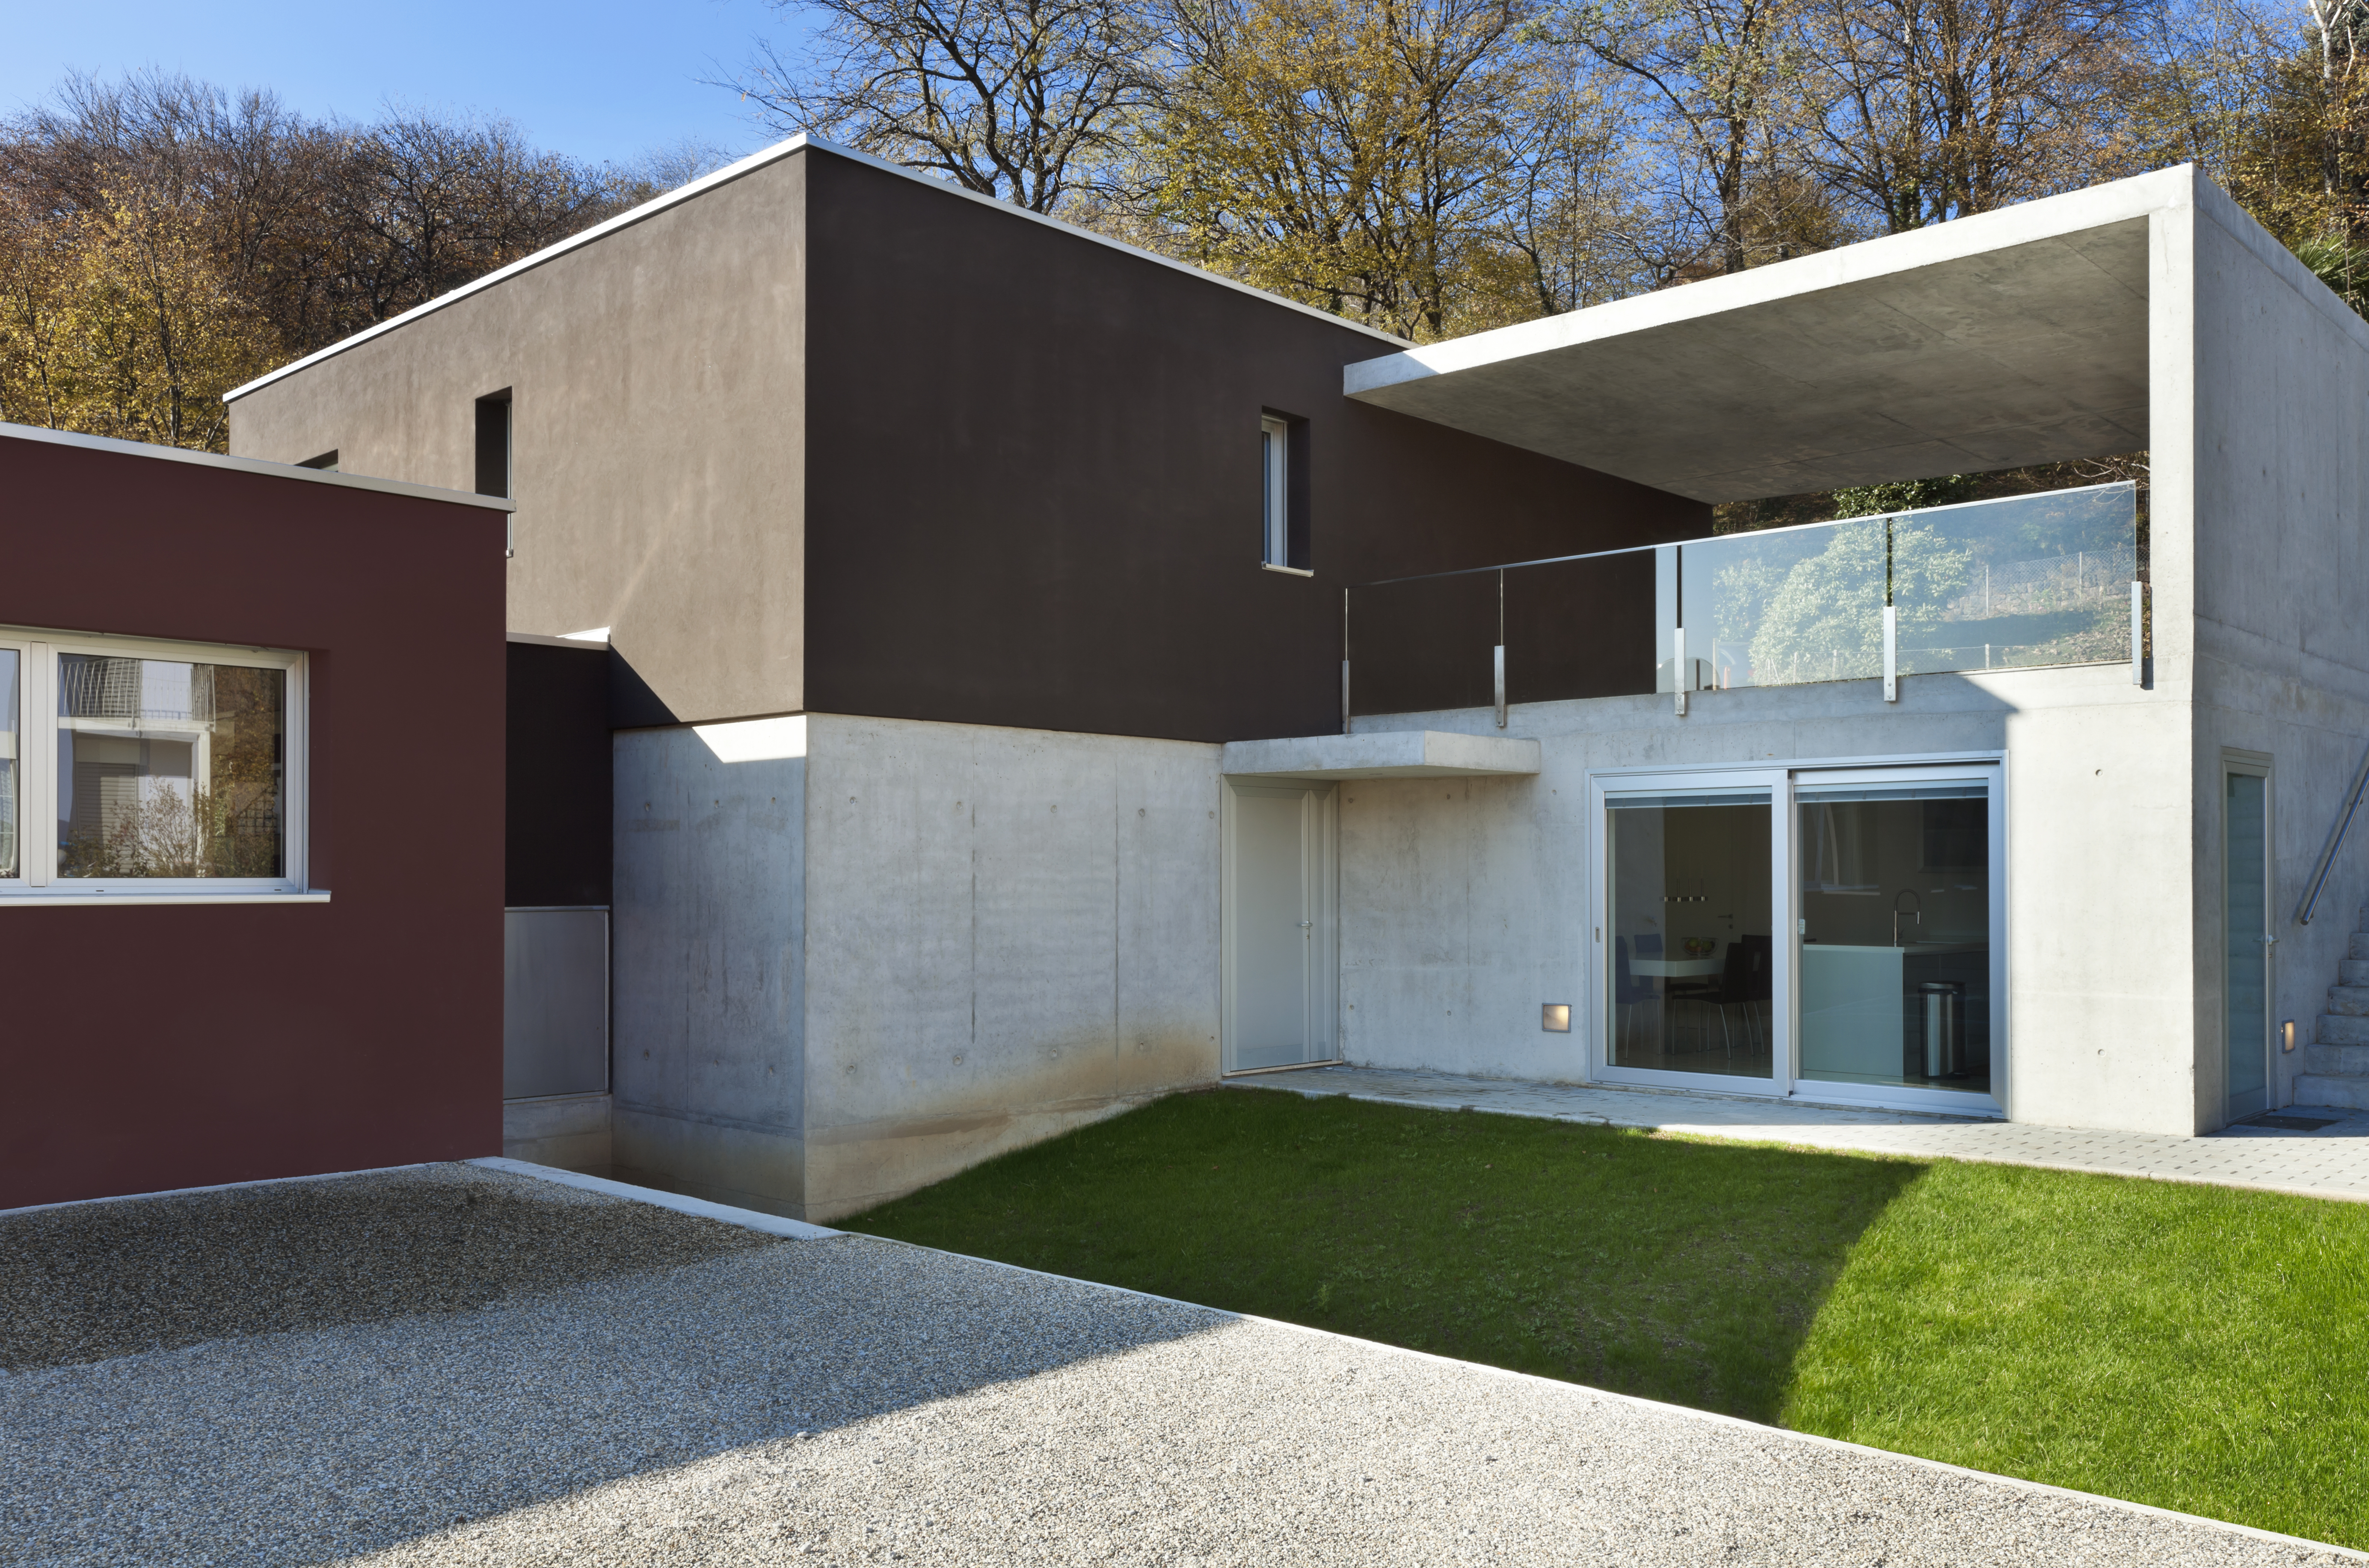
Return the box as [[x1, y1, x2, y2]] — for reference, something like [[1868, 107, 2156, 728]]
[[1260, 413, 1308, 573], [475, 391, 513, 499]]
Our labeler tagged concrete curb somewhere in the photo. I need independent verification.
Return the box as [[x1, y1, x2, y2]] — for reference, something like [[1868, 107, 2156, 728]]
[[467, 1157, 841, 1240], [844, 1228, 2368, 1562], [1234, 1078, 2369, 1207]]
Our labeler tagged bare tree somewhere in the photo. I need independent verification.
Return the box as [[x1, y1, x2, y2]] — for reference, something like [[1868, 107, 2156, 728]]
[[726, 0, 1155, 213], [1548, 0, 1833, 277], [1800, 0, 2149, 233]]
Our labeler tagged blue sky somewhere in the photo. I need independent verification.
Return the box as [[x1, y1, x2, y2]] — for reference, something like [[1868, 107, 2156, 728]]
[[5, 0, 816, 168]]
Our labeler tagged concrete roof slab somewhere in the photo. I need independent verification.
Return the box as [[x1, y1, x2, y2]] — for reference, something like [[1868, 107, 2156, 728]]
[[1346, 171, 2185, 503]]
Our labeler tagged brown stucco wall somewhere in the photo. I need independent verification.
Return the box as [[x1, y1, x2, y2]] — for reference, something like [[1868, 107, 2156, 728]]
[[229, 142, 1703, 744], [799, 150, 1705, 744], [0, 433, 505, 1209], [228, 154, 809, 729]]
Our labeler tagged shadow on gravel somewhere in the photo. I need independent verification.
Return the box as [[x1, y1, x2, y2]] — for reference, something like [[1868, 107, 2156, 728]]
[[0, 1163, 779, 1371], [0, 1167, 1227, 1568]]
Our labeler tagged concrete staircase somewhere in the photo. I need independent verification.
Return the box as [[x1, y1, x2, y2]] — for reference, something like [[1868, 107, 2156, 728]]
[[2296, 905, 2369, 1109]]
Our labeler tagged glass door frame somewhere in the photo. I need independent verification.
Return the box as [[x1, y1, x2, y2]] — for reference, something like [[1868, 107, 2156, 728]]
[[1587, 765, 1792, 1096], [1784, 760, 2007, 1117], [1588, 756, 2007, 1114]]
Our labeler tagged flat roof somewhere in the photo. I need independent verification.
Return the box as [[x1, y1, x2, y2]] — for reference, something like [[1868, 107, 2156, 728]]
[[1345, 168, 2188, 503], [0, 421, 515, 510], [225, 135, 1408, 403]]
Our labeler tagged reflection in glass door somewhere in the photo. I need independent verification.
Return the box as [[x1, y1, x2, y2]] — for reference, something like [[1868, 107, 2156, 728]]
[[1604, 785, 1777, 1081], [2226, 768, 2271, 1120], [1795, 779, 1995, 1098]]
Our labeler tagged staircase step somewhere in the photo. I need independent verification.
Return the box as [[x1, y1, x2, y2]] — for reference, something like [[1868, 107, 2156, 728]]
[[2350, 933, 2369, 960], [2295, 1073, 2369, 1110], [2316, 1012, 2369, 1046], [2303, 1042, 2369, 1075], [2329, 986, 2369, 1017], [2341, 959, 2369, 986]]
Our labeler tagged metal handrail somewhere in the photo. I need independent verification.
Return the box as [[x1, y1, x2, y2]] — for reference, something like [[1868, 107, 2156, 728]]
[[2298, 740, 2369, 925]]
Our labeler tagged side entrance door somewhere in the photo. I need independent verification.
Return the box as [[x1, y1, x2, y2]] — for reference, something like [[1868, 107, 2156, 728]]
[[1223, 780, 1338, 1071], [2225, 759, 2273, 1121]]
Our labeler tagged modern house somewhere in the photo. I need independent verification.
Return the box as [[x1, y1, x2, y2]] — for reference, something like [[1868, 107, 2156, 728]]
[[223, 138, 2369, 1222], [0, 425, 508, 1210]]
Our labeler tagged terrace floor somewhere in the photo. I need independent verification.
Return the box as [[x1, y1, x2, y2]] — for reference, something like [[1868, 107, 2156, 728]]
[[1228, 1065, 2369, 1202]]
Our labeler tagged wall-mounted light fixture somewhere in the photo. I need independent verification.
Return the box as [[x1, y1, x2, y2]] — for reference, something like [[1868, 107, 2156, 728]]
[[2283, 1019, 2298, 1053], [1542, 1003, 1571, 1033]]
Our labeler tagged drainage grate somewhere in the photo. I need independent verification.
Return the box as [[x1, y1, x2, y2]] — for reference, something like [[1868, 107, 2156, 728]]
[[2243, 1112, 2342, 1131]]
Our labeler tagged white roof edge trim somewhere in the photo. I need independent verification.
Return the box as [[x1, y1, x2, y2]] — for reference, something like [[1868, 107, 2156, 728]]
[[0, 420, 515, 510], [1345, 165, 2197, 398], [225, 133, 1409, 404]]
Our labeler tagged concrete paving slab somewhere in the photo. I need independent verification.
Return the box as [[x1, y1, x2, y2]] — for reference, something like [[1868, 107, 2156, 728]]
[[2, 1162, 2358, 1566], [1229, 1066, 2369, 1202]]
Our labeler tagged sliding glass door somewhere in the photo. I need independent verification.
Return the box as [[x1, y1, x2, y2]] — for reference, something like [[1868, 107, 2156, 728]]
[[1595, 771, 1788, 1093], [1594, 762, 2004, 1111], [1794, 767, 2002, 1109]]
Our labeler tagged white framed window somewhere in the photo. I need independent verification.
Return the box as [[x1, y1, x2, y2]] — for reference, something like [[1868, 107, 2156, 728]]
[[0, 627, 309, 901], [1261, 414, 1311, 574]]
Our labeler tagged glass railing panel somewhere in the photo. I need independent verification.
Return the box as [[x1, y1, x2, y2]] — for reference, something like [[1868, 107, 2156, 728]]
[[1679, 517, 1889, 689], [1889, 483, 2137, 675], [1504, 551, 1659, 704], [1346, 570, 1497, 717]]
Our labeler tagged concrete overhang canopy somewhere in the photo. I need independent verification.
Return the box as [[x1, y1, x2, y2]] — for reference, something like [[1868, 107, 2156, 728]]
[[1222, 730, 1542, 781], [1345, 168, 2189, 503]]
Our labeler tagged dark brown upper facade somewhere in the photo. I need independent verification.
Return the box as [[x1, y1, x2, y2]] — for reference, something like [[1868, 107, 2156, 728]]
[[229, 139, 1706, 744]]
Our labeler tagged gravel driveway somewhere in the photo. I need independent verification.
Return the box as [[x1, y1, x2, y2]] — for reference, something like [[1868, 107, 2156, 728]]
[[0, 1163, 2351, 1566]]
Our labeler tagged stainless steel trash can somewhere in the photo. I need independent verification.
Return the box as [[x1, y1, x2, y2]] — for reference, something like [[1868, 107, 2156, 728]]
[[1921, 981, 1965, 1078]]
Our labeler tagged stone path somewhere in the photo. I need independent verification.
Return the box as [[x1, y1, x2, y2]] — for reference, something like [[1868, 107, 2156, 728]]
[[1230, 1066, 2369, 1202]]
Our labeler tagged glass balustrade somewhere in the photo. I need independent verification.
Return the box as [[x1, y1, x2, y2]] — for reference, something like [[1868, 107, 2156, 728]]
[[1345, 481, 2139, 718]]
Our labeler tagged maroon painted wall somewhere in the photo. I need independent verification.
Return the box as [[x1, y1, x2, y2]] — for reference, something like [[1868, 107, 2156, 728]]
[[0, 433, 506, 1209]]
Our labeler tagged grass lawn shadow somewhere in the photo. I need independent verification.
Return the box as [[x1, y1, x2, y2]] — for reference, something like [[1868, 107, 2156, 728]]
[[843, 1086, 1922, 1423]]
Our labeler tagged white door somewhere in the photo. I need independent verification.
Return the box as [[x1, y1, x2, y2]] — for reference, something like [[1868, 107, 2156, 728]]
[[1224, 781, 1337, 1071]]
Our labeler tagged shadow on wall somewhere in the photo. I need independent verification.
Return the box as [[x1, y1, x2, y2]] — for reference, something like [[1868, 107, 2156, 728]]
[[0, 1163, 1228, 1567]]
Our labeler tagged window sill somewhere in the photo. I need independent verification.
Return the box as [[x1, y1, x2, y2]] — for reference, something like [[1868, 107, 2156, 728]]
[[1260, 562, 1315, 577], [0, 890, 332, 907]]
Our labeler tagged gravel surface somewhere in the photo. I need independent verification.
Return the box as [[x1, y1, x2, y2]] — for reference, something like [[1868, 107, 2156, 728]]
[[1, 1165, 2354, 1566], [0, 1163, 780, 1372]]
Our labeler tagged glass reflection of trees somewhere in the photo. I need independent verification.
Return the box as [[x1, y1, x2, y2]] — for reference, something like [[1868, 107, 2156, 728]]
[[56, 656, 284, 879], [1693, 485, 2135, 689]]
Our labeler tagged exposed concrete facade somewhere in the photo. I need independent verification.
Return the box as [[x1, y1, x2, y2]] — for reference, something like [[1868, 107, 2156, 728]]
[[612, 712, 1217, 1222], [1302, 164, 2369, 1136], [1316, 662, 2192, 1133]]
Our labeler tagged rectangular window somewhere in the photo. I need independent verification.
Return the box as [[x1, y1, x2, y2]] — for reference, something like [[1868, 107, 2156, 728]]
[[1260, 413, 1309, 574], [0, 629, 305, 896], [1261, 415, 1289, 567], [475, 391, 512, 498]]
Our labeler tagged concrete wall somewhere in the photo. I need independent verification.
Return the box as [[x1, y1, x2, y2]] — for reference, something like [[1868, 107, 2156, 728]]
[[612, 717, 809, 1213], [799, 715, 1221, 1220], [1334, 645, 2195, 1135], [229, 154, 809, 727], [2187, 178, 2369, 1123], [611, 710, 1219, 1222]]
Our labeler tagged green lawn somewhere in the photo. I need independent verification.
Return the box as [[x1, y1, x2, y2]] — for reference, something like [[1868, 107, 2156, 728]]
[[842, 1088, 2369, 1549]]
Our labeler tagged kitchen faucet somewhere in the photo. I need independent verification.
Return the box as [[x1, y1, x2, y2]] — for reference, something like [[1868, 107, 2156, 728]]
[[1893, 889, 1923, 947]]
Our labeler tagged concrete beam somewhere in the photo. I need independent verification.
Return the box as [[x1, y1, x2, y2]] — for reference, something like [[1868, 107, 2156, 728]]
[[1345, 169, 2197, 503], [1222, 730, 1543, 780]]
